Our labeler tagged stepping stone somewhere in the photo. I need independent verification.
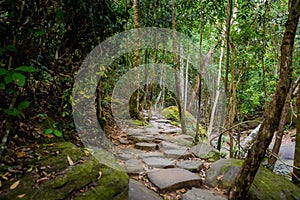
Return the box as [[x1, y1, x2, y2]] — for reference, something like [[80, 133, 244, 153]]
[[135, 142, 158, 151], [182, 188, 227, 200], [142, 157, 175, 168], [125, 158, 144, 175], [159, 128, 181, 134], [129, 135, 155, 143], [155, 119, 171, 123], [163, 149, 191, 159], [173, 134, 194, 142], [139, 151, 164, 158], [119, 138, 130, 145], [116, 153, 134, 160], [128, 179, 163, 200], [147, 168, 201, 192], [176, 160, 202, 172], [158, 141, 187, 151]]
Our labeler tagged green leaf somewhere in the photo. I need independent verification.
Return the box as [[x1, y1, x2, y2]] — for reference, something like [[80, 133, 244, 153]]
[[38, 113, 46, 117], [4, 72, 13, 84], [45, 129, 53, 134], [0, 68, 8, 76], [53, 130, 63, 137], [0, 82, 5, 89], [14, 66, 35, 73], [4, 108, 21, 116], [12, 72, 26, 86], [18, 101, 30, 110]]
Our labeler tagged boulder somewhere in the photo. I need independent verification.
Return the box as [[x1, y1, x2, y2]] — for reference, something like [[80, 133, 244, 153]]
[[128, 179, 163, 200], [191, 142, 221, 162], [205, 158, 300, 200]]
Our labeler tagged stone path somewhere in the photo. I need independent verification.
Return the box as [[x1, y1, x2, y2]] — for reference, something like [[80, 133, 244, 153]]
[[113, 111, 225, 200]]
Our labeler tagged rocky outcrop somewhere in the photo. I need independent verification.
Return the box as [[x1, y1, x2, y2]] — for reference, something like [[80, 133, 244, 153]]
[[205, 159, 300, 200]]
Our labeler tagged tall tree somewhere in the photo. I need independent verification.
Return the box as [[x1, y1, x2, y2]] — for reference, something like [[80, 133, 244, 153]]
[[229, 0, 300, 199]]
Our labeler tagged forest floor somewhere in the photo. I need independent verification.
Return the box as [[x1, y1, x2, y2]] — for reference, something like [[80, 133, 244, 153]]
[[0, 110, 296, 200]]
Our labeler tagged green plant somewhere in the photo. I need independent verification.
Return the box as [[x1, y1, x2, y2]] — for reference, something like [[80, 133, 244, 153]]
[[38, 114, 63, 137]]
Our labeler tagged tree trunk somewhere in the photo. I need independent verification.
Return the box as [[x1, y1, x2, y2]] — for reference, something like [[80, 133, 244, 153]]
[[293, 81, 300, 185], [229, 0, 300, 198], [194, 0, 204, 144], [172, 0, 187, 135], [268, 81, 293, 169], [130, 0, 143, 120]]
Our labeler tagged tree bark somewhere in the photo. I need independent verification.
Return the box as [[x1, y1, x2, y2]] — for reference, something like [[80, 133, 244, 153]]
[[172, 0, 187, 135], [229, 0, 300, 198], [293, 81, 300, 185]]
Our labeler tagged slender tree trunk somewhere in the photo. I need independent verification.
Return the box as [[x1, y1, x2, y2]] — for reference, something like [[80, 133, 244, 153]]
[[293, 82, 300, 185], [195, 0, 203, 144], [268, 80, 294, 169], [172, 0, 187, 135], [229, 0, 300, 198], [224, 0, 232, 94]]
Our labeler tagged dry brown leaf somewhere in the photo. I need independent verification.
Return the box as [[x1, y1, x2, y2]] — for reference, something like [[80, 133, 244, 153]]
[[37, 177, 50, 183], [16, 152, 26, 158], [10, 180, 20, 190], [17, 194, 26, 198], [67, 155, 74, 166]]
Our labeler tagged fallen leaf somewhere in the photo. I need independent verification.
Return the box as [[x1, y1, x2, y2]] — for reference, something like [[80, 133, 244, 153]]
[[37, 177, 50, 183], [1, 172, 11, 180], [67, 155, 74, 166], [83, 149, 90, 156], [217, 174, 224, 180], [18, 194, 26, 198], [16, 152, 26, 158], [0, 180, 2, 188], [98, 171, 102, 180], [10, 180, 20, 190]]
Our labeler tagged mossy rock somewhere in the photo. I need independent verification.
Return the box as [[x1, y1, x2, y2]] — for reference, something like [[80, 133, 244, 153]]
[[162, 106, 207, 137], [205, 159, 300, 200], [0, 142, 128, 200], [36, 142, 84, 172]]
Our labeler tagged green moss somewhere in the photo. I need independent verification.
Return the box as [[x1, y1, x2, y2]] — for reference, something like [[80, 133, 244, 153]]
[[130, 119, 150, 127], [162, 106, 180, 121]]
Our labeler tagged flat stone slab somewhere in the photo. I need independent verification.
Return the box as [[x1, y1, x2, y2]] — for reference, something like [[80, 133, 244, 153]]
[[163, 149, 191, 159], [182, 188, 227, 200], [173, 134, 194, 142], [176, 160, 202, 172], [116, 153, 134, 160], [135, 142, 158, 151], [129, 135, 155, 143], [155, 119, 171, 123], [128, 179, 163, 200], [142, 157, 175, 168], [158, 141, 187, 151], [159, 128, 181, 134], [147, 168, 201, 192], [125, 158, 144, 175], [139, 151, 164, 158]]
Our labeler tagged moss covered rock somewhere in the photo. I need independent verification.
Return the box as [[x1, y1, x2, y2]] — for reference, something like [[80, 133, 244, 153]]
[[205, 159, 300, 200], [161, 106, 207, 137], [0, 142, 128, 200]]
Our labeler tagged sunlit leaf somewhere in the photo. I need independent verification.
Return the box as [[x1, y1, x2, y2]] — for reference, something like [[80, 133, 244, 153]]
[[10, 180, 20, 190], [67, 155, 74, 166], [53, 129, 63, 137], [45, 129, 53, 134], [12, 72, 25, 86], [17, 193, 26, 198]]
